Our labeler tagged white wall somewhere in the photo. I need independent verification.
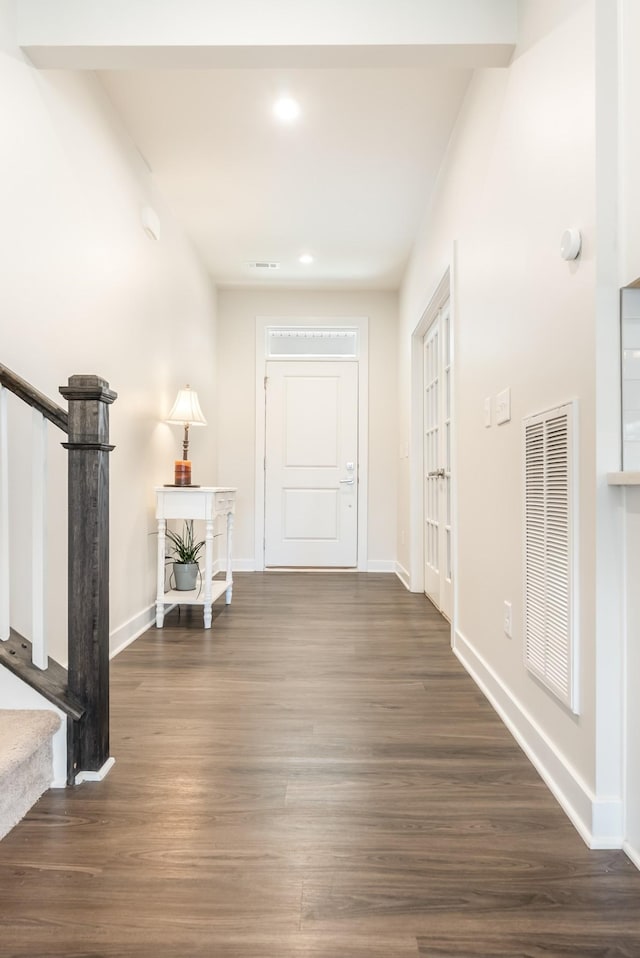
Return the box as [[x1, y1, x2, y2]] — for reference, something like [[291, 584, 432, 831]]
[[620, 0, 640, 287], [398, 0, 617, 841], [0, 0, 218, 664], [621, 489, 640, 867], [217, 288, 397, 568], [618, 0, 640, 867]]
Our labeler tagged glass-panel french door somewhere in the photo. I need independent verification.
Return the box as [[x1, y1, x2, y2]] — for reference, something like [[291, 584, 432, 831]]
[[423, 301, 452, 620]]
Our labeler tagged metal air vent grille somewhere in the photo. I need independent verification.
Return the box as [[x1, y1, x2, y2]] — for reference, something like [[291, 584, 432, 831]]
[[523, 401, 578, 712]]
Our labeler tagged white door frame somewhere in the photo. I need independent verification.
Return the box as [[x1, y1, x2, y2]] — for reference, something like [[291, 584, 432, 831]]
[[254, 316, 369, 572], [409, 261, 457, 635]]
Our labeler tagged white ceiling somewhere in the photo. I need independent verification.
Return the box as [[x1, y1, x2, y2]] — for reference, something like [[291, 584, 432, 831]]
[[18, 0, 518, 290], [100, 66, 471, 289]]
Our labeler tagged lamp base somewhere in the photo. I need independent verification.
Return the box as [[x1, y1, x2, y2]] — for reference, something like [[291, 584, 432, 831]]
[[173, 460, 192, 486]]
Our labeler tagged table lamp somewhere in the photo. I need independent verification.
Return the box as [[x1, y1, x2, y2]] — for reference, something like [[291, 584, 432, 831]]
[[166, 385, 207, 486]]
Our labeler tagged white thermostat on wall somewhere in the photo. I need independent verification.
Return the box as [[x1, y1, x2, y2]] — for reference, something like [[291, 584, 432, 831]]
[[560, 228, 582, 261]]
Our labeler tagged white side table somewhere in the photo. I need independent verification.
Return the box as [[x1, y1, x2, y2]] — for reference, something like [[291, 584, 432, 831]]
[[155, 486, 236, 629]]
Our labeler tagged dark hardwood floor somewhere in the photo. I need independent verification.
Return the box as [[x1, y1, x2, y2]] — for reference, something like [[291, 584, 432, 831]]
[[1, 573, 639, 957]]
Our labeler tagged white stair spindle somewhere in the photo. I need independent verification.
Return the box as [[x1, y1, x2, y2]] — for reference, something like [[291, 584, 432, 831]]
[[32, 409, 47, 669], [0, 387, 9, 641]]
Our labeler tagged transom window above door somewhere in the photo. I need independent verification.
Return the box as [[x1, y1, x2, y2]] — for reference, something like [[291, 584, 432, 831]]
[[265, 327, 359, 360]]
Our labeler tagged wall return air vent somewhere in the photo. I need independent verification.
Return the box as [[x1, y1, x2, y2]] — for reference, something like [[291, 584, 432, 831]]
[[248, 261, 280, 270], [523, 401, 578, 713]]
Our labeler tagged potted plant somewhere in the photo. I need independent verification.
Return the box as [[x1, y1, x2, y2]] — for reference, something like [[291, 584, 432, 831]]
[[165, 520, 205, 591]]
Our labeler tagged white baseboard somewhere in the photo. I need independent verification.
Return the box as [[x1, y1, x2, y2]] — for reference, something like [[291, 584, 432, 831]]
[[232, 559, 258, 572], [214, 558, 257, 574], [395, 562, 411, 590], [453, 628, 623, 849], [623, 840, 640, 871], [367, 560, 396, 573], [110, 604, 156, 659], [75, 756, 115, 785], [217, 560, 398, 574]]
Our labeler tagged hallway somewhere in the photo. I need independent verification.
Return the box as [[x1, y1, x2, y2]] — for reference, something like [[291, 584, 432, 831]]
[[0, 573, 638, 957]]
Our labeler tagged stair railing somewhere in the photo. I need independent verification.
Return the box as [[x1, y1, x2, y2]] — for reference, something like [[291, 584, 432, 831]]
[[0, 366, 68, 668], [0, 365, 116, 780]]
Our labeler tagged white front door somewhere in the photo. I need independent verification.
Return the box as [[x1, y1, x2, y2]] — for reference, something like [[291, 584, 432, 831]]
[[265, 361, 358, 567], [423, 302, 453, 619]]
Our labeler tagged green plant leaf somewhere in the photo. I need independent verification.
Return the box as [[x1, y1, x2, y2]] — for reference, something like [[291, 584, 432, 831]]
[[165, 520, 205, 564]]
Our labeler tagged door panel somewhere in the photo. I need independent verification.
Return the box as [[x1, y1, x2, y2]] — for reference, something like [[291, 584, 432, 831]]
[[284, 376, 339, 466], [424, 320, 441, 602], [283, 488, 339, 539], [265, 361, 358, 567], [423, 301, 453, 620], [441, 303, 453, 619]]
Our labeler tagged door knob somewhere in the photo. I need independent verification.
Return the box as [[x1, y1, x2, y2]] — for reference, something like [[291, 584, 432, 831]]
[[339, 478, 355, 485]]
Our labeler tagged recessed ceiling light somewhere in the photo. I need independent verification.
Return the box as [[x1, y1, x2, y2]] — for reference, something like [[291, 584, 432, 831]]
[[273, 96, 300, 123], [299, 253, 314, 265]]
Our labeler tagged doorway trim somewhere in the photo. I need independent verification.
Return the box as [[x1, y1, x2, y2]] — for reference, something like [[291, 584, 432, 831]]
[[254, 316, 369, 572], [410, 260, 457, 632]]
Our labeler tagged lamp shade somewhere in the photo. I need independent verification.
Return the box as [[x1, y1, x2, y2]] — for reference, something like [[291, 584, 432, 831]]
[[166, 386, 207, 426]]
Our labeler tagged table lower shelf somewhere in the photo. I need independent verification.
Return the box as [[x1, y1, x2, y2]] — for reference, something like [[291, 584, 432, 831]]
[[155, 575, 233, 628], [161, 578, 230, 606]]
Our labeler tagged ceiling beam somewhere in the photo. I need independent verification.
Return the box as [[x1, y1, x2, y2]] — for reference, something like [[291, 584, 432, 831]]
[[17, 0, 517, 69]]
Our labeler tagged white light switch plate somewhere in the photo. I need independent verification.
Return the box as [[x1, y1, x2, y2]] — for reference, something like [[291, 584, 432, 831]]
[[496, 387, 511, 425], [503, 601, 512, 638], [484, 397, 492, 428]]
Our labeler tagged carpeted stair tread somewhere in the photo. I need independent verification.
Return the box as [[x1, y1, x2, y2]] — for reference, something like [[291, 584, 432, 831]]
[[0, 709, 60, 841]]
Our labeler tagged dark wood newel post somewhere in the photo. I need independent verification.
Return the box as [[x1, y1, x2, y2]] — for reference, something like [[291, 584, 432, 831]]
[[60, 375, 117, 780]]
